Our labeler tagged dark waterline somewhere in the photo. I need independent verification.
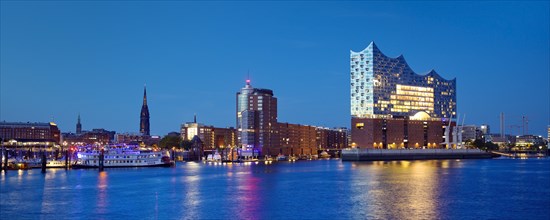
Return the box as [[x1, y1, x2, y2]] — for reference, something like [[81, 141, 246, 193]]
[[1, 158, 549, 219]]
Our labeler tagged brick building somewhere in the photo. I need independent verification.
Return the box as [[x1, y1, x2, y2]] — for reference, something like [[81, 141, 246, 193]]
[[0, 121, 61, 147]]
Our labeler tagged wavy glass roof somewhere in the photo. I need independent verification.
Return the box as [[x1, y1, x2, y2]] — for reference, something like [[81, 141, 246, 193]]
[[350, 42, 456, 119]]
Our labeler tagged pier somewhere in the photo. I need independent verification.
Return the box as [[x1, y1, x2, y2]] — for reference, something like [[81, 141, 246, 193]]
[[490, 151, 547, 158], [341, 148, 494, 161]]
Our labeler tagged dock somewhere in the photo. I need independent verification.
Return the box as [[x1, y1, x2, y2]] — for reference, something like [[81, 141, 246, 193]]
[[341, 148, 494, 161], [490, 151, 547, 158]]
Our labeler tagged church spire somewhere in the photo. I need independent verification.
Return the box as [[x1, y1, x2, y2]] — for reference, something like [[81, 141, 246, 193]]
[[76, 113, 82, 135], [143, 84, 148, 106], [140, 84, 150, 136]]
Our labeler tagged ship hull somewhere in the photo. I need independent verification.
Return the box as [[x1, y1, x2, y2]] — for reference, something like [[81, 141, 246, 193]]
[[72, 163, 172, 169]]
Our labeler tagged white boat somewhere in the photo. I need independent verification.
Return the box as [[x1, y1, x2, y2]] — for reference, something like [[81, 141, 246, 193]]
[[206, 153, 222, 162], [73, 147, 172, 168], [46, 159, 67, 168], [276, 154, 287, 161], [319, 151, 331, 159], [4, 158, 41, 170]]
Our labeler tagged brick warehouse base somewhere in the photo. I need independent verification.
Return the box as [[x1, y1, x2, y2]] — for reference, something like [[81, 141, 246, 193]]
[[351, 117, 457, 149]]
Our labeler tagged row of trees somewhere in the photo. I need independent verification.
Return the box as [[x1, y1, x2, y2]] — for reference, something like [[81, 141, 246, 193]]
[[469, 139, 500, 151], [158, 135, 193, 150]]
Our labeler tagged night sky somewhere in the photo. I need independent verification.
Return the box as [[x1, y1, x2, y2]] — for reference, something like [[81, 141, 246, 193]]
[[1, 1, 548, 136]]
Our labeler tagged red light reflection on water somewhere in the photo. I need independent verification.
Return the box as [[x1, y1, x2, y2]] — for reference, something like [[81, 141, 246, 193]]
[[233, 169, 263, 219]]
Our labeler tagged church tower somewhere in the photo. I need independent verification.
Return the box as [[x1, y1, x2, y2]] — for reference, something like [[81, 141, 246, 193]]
[[76, 113, 82, 135], [140, 85, 150, 136]]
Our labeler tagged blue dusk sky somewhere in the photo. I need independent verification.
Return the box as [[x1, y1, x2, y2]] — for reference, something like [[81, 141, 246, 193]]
[[1, 1, 549, 136]]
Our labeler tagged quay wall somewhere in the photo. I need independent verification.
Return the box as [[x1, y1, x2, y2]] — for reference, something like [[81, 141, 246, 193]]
[[341, 148, 493, 161]]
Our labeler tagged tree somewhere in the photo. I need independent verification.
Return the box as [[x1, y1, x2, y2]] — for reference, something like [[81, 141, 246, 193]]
[[485, 142, 499, 151], [472, 138, 499, 151], [159, 135, 181, 149], [473, 139, 485, 150]]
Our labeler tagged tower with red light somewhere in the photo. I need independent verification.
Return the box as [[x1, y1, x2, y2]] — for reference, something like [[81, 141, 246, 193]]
[[236, 80, 278, 156]]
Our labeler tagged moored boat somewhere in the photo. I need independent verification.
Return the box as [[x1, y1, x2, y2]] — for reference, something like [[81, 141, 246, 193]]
[[46, 159, 67, 168], [276, 154, 287, 161], [319, 151, 331, 159], [73, 146, 173, 168]]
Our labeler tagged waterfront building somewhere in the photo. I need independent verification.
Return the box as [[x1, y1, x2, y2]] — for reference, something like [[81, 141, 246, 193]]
[[316, 127, 349, 150], [140, 85, 150, 136], [350, 42, 457, 149], [269, 124, 349, 156], [115, 133, 160, 146], [236, 80, 278, 156], [489, 135, 513, 147], [276, 122, 317, 156], [234, 80, 348, 156], [212, 127, 238, 149], [115, 133, 143, 144], [181, 117, 237, 151], [62, 128, 116, 146], [515, 135, 546, 149], [480, 124, 490, 135], [462, 125, 481, 141], [63, 115, 115, 145], [0, 121, 61, 147]]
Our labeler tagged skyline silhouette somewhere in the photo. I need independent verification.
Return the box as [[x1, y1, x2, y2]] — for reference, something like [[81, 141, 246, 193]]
[[1, 1, 548, 136]]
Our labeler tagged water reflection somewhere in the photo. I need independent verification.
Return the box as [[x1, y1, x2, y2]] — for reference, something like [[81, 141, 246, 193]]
[[350, 160, 461, 219], [233, 167, 262, 219], [2, 159, 548, 219], [95, 171, 108, 217], [181, 162, 201, 219]]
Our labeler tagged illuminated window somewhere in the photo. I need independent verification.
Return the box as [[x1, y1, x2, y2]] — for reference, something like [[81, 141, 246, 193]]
[[389, 84, 434, 115]]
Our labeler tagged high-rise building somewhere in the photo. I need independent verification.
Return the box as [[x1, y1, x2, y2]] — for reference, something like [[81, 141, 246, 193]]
[[76, 114, 82, 134], [350, 42, 457, 149], [236, 80, 278, 156], [140, 85, 150, 136]]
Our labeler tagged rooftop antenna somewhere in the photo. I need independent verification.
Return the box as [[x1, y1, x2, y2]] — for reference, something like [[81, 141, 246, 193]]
[[194, 113, 197, 123]]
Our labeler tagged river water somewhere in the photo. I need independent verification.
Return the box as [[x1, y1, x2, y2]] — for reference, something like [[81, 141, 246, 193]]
[[1, 158, 549, 219]]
